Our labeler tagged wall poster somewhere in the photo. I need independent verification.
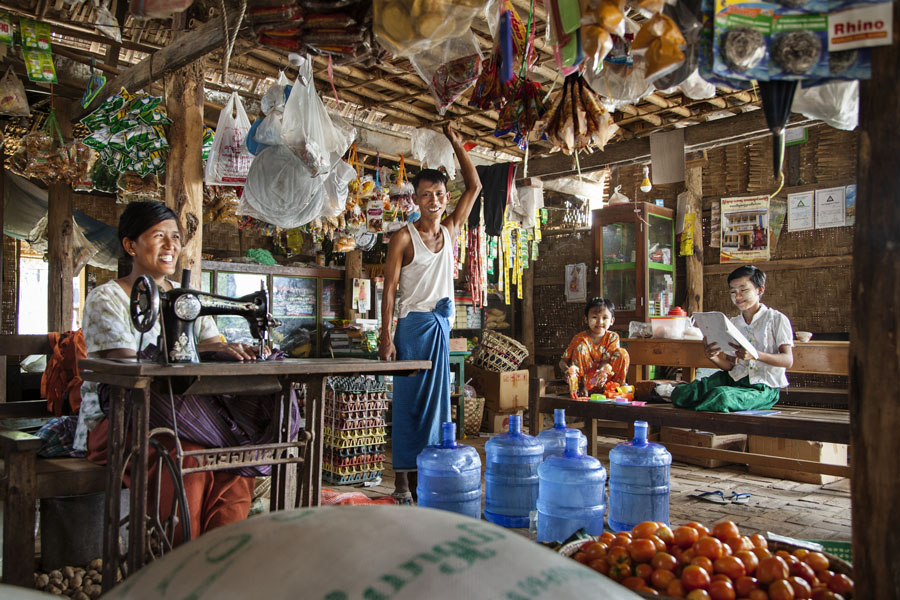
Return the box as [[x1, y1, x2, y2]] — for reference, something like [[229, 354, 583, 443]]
[[720, 195, 770, 263]]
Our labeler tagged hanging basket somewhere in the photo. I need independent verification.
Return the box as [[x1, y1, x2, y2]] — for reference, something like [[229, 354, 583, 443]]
[[469, 329, 529, 372]]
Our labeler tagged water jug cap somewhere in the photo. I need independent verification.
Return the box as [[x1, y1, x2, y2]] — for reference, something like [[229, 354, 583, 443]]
[[564, 430, 583, 456], [553, 408, 566, 429], [633, 420, 649, 446], [508, 414, 522, 435], [441, 422, 458, 448]]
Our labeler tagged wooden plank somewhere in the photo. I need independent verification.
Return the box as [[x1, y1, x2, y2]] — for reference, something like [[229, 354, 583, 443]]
[[76, 11, 244, 119], [0, 399, 48, 419], [851, 11, 900, 597], [704, 255, 852, 275], [78, 357, 432, 377], [684, 166, 703, 314], [655, 442, 850, 477], [1, 447, 37, 586], [0, 428, 43, 452], [48, 98, 74, 333], [0, 334, 51, 356], [35, 458, 106, 498], [1, 141, 5, 403], [522, 258, 535, 367], [526, 111, 818, 178]]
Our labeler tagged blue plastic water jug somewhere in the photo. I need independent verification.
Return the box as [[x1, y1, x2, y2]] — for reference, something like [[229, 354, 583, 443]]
[[416, 422, 482, 519], [536, 430, 607, 543], [484, 414, 544, 528], [607, 420, 672, 532], [536, 408, 588, 460]]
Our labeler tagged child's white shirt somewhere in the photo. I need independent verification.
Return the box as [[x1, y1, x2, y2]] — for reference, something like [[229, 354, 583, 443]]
[[728, 303, 794, 388]]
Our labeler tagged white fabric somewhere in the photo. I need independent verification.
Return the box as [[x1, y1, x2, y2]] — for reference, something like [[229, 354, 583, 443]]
[[728, 304, 794, 388], [398, 223, 455, 321], [73, 280, 219, 450]]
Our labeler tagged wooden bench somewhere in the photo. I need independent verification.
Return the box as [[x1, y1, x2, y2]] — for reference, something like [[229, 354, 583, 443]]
[[0, 334, 106, 588], [528, 338, 851, 478]]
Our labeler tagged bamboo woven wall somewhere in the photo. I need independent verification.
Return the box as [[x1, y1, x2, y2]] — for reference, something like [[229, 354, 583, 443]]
[[203, 222, 275, 258], [2, 237, 17, 335]]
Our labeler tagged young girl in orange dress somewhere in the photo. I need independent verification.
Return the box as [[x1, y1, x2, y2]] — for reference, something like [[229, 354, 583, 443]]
[[559, 298, 630, 396]]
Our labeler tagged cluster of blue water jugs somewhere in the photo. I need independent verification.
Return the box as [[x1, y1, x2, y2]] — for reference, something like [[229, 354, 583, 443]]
[[414, 414, 670, 543]]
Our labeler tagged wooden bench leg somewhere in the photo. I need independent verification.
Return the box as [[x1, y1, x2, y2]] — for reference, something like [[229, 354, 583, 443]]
[[3, 448, 37, 587], [586, 418, 598, 458]]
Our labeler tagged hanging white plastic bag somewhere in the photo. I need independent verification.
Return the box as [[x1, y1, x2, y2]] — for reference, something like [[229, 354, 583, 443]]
[[93, 0, 122, 42], [260, 71, 292, 115], [205, 91, 254, 186], [608, 185, 630, 205], [409, 32, 483, 115], [254, 111, 284, 146], [0, 67, 30, 116], [240, 145, 326, 228], [321, 159, 356, 218], [410, 128, 457, 179], [792, 80, 858, 131], [586, 62, 655, 112], [281, 56, 355, 176]]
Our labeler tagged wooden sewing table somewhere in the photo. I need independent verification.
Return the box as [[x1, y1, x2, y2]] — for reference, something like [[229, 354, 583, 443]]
[[78, 357, 430, 591]]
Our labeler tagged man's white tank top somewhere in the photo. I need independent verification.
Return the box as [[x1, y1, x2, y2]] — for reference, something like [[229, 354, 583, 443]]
[[398, 223, 455, 320]]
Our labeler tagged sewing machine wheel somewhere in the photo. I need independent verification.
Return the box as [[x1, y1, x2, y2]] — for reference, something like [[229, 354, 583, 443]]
[[131, 274, 160, 333]]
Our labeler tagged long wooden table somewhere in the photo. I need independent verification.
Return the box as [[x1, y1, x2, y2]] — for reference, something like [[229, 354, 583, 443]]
[[79, 357, 430, 592]]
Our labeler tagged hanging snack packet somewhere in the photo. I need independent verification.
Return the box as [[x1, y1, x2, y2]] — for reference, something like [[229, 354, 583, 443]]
[[595, 0, 626, 37], [20, 18, 51, 50], [23, 50, 57, 83], [366, 191, 384, 233], [0, 67, 30, 116], [713, 0, 773, 82], [769, 12, 828, 80], [631, 13, 688, 81], [0, 14, 13, 45]]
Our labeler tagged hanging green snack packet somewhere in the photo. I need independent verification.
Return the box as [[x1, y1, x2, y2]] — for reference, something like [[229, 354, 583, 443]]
[[20, 18, 51, 51], [0, 14, 13, 45], [83, 127, 112, 151], [23, 50, 57, 83], [139, 109, 172, 126]]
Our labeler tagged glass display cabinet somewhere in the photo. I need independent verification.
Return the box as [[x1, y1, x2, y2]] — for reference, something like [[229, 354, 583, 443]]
[[592, 202, 675, 329], [201, 261, 346, 357]]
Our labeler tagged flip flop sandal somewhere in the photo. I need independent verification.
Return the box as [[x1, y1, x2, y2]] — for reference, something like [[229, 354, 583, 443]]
[[391, 491, 414, 506], [729, 492, 752, 504], [689, 490, 729, 504]]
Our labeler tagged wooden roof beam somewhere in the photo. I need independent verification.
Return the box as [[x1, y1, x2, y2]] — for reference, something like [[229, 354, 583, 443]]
[[643, 93, 693, 118]]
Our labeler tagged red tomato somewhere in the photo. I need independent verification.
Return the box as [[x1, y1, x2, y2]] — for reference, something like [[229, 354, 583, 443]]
[[803, 552, 830, 573], [648, 534, 668, 552], [734, 575, 760, 597], [599, 531, 616, 544], [631, 538, 659, 563], [611, 532, 632, 548], [750, 534, 768, 551], [810, 589, 843, 600], [652, 551, 679, 572], [675, 526, 701, 549], [695, 536, 726, 561], [681, 564, 712, 591], [726, 536, 755, 554], [789, 575, 813, 599], [635, 562, 654, 581], [667, 578, 688, 598], [708, 579, 737, 600], [791, 561, 817, 585], [714, 555, 747, 580], [748, 590, 770, 600], [609, 561, 633, 582], [692, 556, 715, 575], [686, 590, 712, 600], [652, 568, 677, 590], [735, 550, 760, 575], [622, 576, 648, 590], [793, 548, 810, 560], [583, 541, 608, 559], [634, 521, 663, 539], [711, 520, 741, 542], [753, 547, 773, 560], [608, 545, 631, 565], [827, 574, 853, 595], [769, 578, 797, 600], [687, 521, 711, 538], [655, 524, 676, 548], [588, 557, 609, 575], [757, 556, 790, 585], [816, 569, 835, 585]]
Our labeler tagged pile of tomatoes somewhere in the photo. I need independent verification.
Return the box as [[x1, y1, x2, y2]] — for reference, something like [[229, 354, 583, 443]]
[[570, 519, 854, 599]]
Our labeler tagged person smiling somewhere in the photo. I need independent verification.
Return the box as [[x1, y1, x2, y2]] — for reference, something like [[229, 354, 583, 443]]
[[75, 201, 298, 543], [378, 123, 481, 504], [559, 298, 630, 397]]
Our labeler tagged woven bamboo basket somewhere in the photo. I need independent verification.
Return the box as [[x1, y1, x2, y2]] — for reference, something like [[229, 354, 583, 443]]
[[469, 329, 529, 372], [558, 536, 852, 599], [450, 396, 485, 437]]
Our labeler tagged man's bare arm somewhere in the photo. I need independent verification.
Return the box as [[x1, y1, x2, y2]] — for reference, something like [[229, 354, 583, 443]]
[[441, 123, 482, 235], [378, 230, 408, 361]]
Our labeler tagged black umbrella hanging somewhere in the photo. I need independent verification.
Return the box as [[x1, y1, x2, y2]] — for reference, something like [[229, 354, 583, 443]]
[[758, 80, 799, 178]]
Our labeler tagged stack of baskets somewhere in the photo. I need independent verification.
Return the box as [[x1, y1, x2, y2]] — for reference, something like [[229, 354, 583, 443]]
[[323, 376, 388, 485], [468, 329, 529, 372]]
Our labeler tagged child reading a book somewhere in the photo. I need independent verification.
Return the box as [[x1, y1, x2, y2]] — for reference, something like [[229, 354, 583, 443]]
[[559, 298, 630, 396], [671, 265, 794, 412]]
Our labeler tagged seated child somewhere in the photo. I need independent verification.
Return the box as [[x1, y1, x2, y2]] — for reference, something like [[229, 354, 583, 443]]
[[671, 265, 794, 412], [559, 298, 630, 396]]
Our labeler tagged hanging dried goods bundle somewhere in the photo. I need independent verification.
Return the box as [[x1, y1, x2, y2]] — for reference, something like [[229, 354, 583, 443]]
[[539, 73, 618, 155]]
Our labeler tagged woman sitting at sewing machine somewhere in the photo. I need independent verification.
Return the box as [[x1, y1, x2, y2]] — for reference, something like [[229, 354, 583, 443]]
[[74, 201, 297, 543]]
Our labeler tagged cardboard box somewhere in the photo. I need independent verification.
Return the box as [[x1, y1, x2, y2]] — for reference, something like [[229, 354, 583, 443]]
[[449, 338, 468, 353], [467, 364, 529, 411], [661, 427, 748, 468], [483, 408, 524, 434], [748, 435, 848, 484]]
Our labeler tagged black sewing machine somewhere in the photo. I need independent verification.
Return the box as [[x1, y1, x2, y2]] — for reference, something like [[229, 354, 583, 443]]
[[129, 269, 281, 364]]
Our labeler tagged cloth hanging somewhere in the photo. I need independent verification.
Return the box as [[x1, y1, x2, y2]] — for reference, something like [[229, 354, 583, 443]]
[[471, 163, 518, 235], [41, 330, 87, 417], [391, 297, 453, 472]]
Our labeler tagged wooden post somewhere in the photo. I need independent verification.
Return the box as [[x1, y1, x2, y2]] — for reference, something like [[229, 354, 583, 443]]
[[165, 62, 205, 289], [344, 250, 362, 320], [1, 141, 6, 397], [47, 98, 74, 333], [522, 258, 535, 367], [684, 165, 703, 314], [850, 11, 900, 599]]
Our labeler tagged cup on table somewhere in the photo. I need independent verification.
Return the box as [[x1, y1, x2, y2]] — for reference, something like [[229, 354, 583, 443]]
[[795, 331, 813, 343]]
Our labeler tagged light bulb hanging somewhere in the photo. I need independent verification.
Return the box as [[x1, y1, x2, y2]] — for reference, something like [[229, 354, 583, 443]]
[[640, 165, 652, 193]]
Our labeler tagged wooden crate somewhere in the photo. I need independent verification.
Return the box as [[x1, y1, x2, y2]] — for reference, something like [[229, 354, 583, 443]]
[[661, 427, 748, 468], [748, 435, 849, 484]]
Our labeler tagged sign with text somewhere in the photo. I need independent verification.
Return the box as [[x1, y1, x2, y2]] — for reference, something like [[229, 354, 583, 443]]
[[828, 3, 893, 51]]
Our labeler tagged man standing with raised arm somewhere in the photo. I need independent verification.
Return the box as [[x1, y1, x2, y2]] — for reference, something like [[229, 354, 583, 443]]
[[379, 123, 482, 504]]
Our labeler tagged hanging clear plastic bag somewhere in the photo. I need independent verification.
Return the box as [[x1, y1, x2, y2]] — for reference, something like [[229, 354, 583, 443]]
[[254, 110, 284, 146], [27, 216, 99, 274], [260, 71, 292, 115], [240, 145, 327, 228], [586, 61, 656, 112], [792, 80, 858, 131], [281, 56, 355, 176], [205, 92, 255, 186], [93, 0, 122, 42], [321, 159, 356, 218], [410, 128, 457, 179], [0, 68, 30, 116], [608, 185, 630, 206], [409, 32, 483, 115], [677, 69, 715, 100], [373, 0, 487, 59]]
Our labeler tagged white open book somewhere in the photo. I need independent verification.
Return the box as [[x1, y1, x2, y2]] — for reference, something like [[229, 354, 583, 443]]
[[691, 312, 759, 360]]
